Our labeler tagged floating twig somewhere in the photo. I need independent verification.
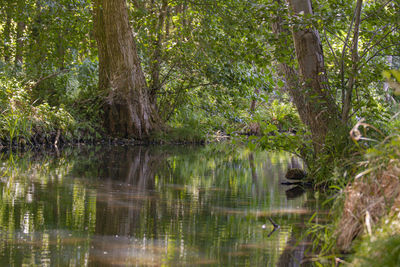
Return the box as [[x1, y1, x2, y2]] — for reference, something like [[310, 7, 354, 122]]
[[262, 217, 280, 237]]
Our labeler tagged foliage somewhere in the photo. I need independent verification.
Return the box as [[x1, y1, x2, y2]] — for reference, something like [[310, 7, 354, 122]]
[[0, 1, 399, 265], [304, 109, 400, 264], [0, 0, 398, 145], [0, 66, 102, 145], [352, 223, 400, 267], [242, 99, 307, 155]]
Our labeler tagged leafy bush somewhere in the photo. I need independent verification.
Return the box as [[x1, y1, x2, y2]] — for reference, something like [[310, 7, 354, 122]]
[[0, 68, 99, 146]]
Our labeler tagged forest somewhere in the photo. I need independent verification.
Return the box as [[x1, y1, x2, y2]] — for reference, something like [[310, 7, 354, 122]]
[[0, 0, 400, 266]]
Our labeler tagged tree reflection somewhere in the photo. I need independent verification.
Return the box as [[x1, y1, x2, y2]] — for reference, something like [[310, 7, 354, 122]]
[[0, 146, 321, 266], [0, 150, 95, 266], [90, 146, 167, 236]]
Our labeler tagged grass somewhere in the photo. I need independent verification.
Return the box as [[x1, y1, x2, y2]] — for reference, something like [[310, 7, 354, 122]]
[[351, 217, 400, 266], [0, 75, 102, 148], [304, 124, 400, 265]]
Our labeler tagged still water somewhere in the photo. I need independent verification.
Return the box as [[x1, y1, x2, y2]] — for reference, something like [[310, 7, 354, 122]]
[[0, 144, 322, 266]]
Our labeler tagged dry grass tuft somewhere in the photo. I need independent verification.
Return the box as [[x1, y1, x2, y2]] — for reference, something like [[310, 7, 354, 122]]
[[337, 162, 400, 252]]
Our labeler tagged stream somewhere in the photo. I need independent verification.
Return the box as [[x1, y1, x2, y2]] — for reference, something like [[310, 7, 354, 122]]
[[0, 144, 324, 266]]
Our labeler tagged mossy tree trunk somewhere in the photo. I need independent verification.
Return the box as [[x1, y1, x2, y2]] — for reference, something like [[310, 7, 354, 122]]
[[94, 0, 161, 139]]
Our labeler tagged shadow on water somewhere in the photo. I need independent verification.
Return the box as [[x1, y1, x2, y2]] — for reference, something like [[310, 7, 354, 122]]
[[0, 145, 325, 266], [285, 186, 306, 200]]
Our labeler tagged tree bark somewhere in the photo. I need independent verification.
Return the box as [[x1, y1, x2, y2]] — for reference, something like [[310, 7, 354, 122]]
[[94, 0, 161, 139], [250, 87, 260, 113], [273, 0, 342, 152]]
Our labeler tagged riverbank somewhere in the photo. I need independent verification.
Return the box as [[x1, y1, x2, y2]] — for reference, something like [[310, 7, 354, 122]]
[[307, 128, 400, 266], [0, 126, 226, 152]]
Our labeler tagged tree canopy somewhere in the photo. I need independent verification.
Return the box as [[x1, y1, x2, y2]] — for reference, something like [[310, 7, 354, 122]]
[[0, 0, 399, 146]]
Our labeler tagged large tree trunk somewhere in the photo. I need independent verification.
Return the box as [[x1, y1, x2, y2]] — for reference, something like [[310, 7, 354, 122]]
[[94, 0, 161, 139], [273, 0, 342, 153]]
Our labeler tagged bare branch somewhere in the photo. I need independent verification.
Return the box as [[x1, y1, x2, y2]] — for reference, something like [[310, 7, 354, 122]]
[[340, 0, 358, 92], [266, 217, 280, 237], [361, 0, 394, 22], [359, 44, 400, 70], [360, 23, 391, 60], [323, 27, 339, 68], [159, 62, 178, 88], [342, 0, 363, 123], [324, 27, 346, 44], [27, 69, 70, 90], [360, 25, 399, 61]]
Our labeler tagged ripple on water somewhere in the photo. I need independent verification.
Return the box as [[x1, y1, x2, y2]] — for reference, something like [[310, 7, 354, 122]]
[[0, 146, 324, 266]]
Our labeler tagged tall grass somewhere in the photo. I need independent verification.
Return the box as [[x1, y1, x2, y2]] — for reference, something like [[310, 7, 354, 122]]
[[0, 74, 86, 147]]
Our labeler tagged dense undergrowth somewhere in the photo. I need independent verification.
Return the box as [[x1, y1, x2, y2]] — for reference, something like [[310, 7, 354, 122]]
[[304, 75, 400, 266], [344, 134, 400, 265], [305, 129, 400, 265], [1, 60, 303, 147], [0, 63, 102, 148]]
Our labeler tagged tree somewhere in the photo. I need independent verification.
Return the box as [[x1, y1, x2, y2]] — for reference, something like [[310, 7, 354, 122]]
[[94, 0, 161, 138], [272, 0, 342, 153]]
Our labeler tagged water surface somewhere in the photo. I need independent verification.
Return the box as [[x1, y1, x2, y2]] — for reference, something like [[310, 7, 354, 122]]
[[0, 144, 320, 266]]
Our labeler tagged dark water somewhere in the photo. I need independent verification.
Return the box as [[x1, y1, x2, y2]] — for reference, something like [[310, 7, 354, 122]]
[[0, 144, 323, 266]]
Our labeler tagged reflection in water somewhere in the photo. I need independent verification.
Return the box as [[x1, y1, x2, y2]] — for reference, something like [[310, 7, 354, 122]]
[[278, 237, 312, 267], [288, 156, 304, 170], [285, 186, 306, 200], [0, 145, 322, 266]]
